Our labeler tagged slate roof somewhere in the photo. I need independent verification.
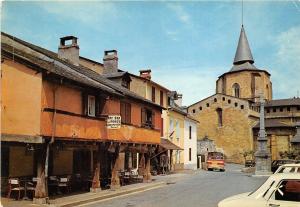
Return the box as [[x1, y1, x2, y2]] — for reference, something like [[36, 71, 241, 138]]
[[265, 98, 300, 107], [230, 61, 257, 72], [253, 119, 294, 129], [102, 71, 128, 79], [1, 32, 163, 109], [160, 138, 182, 150], [233, 25, 254, 65]]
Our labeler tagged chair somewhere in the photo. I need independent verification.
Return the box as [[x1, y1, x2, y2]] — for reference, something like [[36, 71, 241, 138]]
[[26, 177, 38, 198], [7, 178, 25, 200], [58, 176, 71, 193], [48, 176, 59, 195]]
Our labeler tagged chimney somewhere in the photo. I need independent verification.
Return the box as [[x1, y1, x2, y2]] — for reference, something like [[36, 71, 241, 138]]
[[58, 36, 79, 66], [139, 69, 151, 80], [174, 94, 183, 107], [103, 50, 118, 74]]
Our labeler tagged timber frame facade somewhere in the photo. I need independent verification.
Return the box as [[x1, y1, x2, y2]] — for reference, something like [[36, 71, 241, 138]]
[[1, 32, 163, 202]]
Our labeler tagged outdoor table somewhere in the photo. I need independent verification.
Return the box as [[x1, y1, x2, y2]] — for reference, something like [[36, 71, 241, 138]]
[[19, 178, 31, 200]]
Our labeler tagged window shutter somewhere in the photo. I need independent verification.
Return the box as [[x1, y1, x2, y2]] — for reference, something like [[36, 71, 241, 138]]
[[82, 93, 88, 115], [141, 108, 146, 126], [120, 102, 126, 124], [95, 96, 100, 117], [126, 103, 131, 124]]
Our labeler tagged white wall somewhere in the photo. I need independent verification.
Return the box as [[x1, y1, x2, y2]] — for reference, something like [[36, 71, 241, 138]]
[[184, 119, 197, 170]]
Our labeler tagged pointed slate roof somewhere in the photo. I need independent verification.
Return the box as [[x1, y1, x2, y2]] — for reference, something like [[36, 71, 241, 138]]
[[233, 25, 254, 65]]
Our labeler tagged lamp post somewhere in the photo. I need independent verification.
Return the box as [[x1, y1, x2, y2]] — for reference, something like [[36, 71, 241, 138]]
[[255, 94, 271, 175]]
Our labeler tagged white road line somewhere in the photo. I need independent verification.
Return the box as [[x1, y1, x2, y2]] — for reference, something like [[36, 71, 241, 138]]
[[76, 185, 165, 207]]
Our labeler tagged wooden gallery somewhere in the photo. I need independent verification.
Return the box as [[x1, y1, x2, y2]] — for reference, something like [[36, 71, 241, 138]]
[[1, 32, 165, 202]]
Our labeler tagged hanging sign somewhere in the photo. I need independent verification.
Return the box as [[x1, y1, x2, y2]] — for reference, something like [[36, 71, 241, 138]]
[[107, 115, 121, 129]]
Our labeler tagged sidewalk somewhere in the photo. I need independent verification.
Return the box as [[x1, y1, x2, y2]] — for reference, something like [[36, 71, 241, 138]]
[[1, 172, 194, 207]]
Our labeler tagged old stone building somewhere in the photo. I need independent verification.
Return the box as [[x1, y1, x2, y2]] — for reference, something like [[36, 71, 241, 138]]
[[188, 25, 300, 163]]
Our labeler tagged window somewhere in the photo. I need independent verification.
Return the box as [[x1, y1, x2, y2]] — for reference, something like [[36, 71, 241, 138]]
[[287, 107, 290, 112], [214, 98, 217, 102], [241, 105, 244, 109], [161, 118, 164, 137], [160, 90, 164, 106], [280, 107, 283, 112], [141, 108, 154, 128], [273, 108, 276, 112], [152, 86, 156, 102], [228, 99, 231, 104], [189, 126, 192, 139], [120, 102, 131, 124], [121, 79, 130, 89], [192, 109, 196, 113], [272, 180, 300, 202], [176, 120, 180, 140], [206, 103, 210, 107], [88, 95, 96, 116], [232, 83, 240, 98], [222, 97, 225, 101], [266, 109, 270, 113], [297, 106, 300, 111], [216, 108, 223, 127], [199, 106, 202, 110], [189, 148, 192, 161], [169, 118, 174, 139], [234, 102, 238, 107]]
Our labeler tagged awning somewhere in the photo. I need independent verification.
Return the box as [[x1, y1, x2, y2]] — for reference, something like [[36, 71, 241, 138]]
[[160, 138, 183, 150]]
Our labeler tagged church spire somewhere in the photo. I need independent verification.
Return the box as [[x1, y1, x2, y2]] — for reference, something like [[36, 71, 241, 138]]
[[233, 25, 254, 65]]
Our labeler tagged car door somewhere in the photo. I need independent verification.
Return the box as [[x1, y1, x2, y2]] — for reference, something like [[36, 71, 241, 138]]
[[267, 179, 300, 207]]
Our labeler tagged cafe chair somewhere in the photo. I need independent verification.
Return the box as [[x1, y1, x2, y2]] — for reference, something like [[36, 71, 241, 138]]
[[26, 177, 38, 198], [58, 177, 71, 193], [7, 178, 25, 200]]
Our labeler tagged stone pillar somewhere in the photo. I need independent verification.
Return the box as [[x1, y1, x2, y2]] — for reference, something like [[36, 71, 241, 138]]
[[91, 145, 101, 192], [255, 94, 271, 175], [138, 153, 145, 176], [143, 154, 152, 183], [271, 135, 277, 160], [110, 149, 120, 190], [33, 145, 48, 204], [128, 152, 132, 169]]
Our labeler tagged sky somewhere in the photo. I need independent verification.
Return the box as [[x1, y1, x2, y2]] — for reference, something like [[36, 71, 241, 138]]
[[2, 0, 300, 106]]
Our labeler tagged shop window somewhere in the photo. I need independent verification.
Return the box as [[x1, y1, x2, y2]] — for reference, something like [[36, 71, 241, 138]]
[[141, 108, 155, 128], [120, 102, 131, 124], [152, 86, 156, 102]]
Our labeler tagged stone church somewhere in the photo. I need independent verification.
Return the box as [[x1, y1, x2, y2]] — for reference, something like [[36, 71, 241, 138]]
[[188, 25, 300, 164]]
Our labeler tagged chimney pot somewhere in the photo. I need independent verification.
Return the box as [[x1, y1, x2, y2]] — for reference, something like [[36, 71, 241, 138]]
[[139, 69, 151, 80], [103, 50, 118, 74], [58, 36, 79, 66]]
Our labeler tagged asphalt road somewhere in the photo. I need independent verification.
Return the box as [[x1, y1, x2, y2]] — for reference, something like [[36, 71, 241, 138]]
[[82, 164, 267, 207]]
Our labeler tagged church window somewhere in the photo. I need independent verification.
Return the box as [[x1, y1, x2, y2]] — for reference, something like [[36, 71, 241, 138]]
[[214, 98, 217, 102], [192, 109, 195, 113], [199, 106, 202, 110], [216, 108, 223, 127], [206, 103, 210, 107], [234, 102, 238, 107], [222, 97, 225, 101], [241, 105, 244, 109], [232, 83, 240, 98], [228, 99, 231, 104]]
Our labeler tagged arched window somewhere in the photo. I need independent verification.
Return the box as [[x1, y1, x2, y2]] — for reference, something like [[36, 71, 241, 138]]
[[232, 83, 240, 98]]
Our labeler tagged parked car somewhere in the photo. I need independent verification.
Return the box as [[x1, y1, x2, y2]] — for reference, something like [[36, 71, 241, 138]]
[[274, 163, 300, 174], [218, 173, 300, 207], [207, 152, 225, 172], [271, 159, 296, 173], [245, 160, 255, 167]]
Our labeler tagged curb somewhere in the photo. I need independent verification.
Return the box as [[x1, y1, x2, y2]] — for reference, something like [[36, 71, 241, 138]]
[[56, 182, 165, 207]]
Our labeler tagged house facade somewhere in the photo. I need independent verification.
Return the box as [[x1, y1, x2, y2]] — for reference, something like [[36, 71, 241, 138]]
[[1, 33, 163, 201]]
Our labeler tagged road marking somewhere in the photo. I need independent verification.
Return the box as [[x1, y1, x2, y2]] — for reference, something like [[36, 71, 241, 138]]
[[76, 184, 165, 207]]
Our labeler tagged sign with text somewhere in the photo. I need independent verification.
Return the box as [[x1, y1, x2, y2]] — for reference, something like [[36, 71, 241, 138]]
[[107, 115, 121, 129]]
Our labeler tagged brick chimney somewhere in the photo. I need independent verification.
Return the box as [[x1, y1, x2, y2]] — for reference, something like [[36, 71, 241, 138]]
[[139, 69, 151, 80], [58, 36, 79, 66], [103, 50, 118, 74]]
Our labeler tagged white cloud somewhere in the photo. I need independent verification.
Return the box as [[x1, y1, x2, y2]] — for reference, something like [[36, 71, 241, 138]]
[[152, 65, 225, 106], [272, 25, 300, 98], [166, 3, 191, 25]]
